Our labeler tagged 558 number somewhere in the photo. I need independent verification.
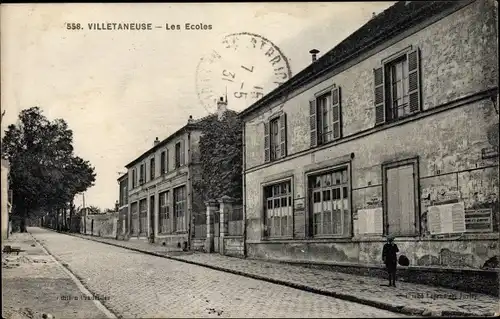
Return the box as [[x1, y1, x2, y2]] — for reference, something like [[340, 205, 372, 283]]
[[66, 23, 82, 30]]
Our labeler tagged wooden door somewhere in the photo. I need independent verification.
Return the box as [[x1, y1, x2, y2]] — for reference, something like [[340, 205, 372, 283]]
[[386, 164, 416, 236]]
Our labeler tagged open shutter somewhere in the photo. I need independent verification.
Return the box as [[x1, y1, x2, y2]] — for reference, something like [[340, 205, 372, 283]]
[[264, 122, 270, 162], [309, 99, 317, 147], [374, 67, 385, 125], [279, 113, 287, 158], [407, 48, 421, 113], [166, 149, 169, 172], [180, 140, 185, 166], [331, 85, 341, 140]]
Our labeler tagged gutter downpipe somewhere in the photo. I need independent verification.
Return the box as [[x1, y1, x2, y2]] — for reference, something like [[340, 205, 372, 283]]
[[242, 120, 247, 258]]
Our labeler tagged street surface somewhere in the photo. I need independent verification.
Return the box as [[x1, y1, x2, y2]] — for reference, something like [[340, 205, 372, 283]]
[[29, 228, 404, 318]]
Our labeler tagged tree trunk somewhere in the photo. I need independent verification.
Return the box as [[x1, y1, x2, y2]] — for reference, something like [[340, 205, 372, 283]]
[[20, 208, 28, 232], [63, 205, 68, 231], [69, 199, 75, 232]]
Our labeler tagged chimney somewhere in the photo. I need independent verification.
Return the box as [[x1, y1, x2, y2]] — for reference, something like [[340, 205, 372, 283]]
[[217, 96, 227, 121], [309, 49, 319, 63], [153, 137, 160, 146], [187, 115, 194, 124]]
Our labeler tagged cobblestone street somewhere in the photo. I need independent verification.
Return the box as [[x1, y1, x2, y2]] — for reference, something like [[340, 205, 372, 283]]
[[69, 230, 499, 317], [28, 228, 405, 318]]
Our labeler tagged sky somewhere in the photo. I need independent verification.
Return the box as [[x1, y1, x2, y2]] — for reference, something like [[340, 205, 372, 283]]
[[1, 2, 395, 210]]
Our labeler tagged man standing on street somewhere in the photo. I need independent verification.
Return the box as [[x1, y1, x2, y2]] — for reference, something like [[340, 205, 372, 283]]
[[382, 234, 399, 287]]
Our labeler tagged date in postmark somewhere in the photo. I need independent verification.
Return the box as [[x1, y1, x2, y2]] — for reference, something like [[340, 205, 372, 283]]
[[195, 32, 292, 113]]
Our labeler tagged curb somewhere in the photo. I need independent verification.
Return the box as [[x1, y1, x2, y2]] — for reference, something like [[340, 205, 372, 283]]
[[45, 229, 495, 318], [29, 232, 120, 319]]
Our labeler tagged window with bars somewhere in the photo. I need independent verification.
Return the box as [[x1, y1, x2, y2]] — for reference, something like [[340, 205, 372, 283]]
[[160, 151, 166, 174], [308, 167, 350, 237], [264, 113, 287, 162], [174, 186, 187, 232], [309, 85, 341, 148], [264, 180, 293, 238], [159, 190, 171, 234], [374, 48, 421, 125], [139, 198, 148, 234], [150, 157, 155, 180], [131, 202, 139, 235]]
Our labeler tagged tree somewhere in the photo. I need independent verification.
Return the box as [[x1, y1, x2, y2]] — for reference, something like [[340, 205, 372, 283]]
[[193, 112, 243, 202], [1, 107, 96, 232]]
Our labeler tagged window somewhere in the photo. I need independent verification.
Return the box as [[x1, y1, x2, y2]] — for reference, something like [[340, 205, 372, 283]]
[[160, 151, 166, 174], [264, 180, 293, 237], [131, 202, 139, 235], [139, 164, 145, 184], [119, 179, 128, 206], [374, 48, 421, 125], [308, 167, 350, 237], [139, 198, 147, 234], [131, 169, 136, 189], [159, 191, 171, 234], [150, 157, 155, 180], [175, 141, 184, 168], [264, 113, 287, 162], [310, 85, 341, 148], [383, 159, 419, 236], [173, 186, 187, 232]]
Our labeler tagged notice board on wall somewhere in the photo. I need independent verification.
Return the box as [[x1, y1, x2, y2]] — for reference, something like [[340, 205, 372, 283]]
[[427, 202, 466, 235]]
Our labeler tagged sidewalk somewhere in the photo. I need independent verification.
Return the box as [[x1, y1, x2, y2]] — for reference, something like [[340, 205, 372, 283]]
[[2, 232, 113, 319], [67, 232, 499, 317]]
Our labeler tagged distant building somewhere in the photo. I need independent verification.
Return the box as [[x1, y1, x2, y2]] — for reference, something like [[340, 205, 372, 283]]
[[239, 0, 498, 269], [1, 159, 12, 242], [122, 97, 236, 249], [117, 173, 128, 238]]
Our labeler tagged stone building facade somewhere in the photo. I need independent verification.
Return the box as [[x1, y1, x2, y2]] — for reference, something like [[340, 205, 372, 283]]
[[123, 98, 235, 249], [1, 159, 11, 242], [117, 173, 129, 238], [239, 0, 499, 269]]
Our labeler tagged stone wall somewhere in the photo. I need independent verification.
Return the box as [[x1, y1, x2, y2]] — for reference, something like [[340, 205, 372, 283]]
[[223, 237, 244, 257], [83, 213, 118, 238]]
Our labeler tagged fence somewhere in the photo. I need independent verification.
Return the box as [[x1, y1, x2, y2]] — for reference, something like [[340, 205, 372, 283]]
[[228, 203, 243, 236], [193, 210, 207, 239]]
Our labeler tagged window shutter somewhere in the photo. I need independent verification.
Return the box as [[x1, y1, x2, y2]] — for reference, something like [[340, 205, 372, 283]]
[[180, 140, 185, 166], [374, 67, 385, 125], [331, 85, 342, 140], [309, 99, 317, 147], [279, 113, 287, 158], [264, 122, 270, 162], [166, 149, 169, 172], [407, 48, 421, 113]]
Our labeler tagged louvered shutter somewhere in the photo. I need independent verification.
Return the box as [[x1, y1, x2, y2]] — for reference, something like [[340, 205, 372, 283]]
[[264, 122, 270, 162], [331, 86, 342, 140], [309, 100, 317, 147], [374, 67, 385, 125], [180, 140, 185, 166], [279, 113, 287, 158], [407, 48, 421, 113]]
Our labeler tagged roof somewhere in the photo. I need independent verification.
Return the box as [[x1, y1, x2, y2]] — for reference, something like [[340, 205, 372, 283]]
[[124, 110, 238, 168], [238, 0, 469, 119], [117, 173, 128, 182]]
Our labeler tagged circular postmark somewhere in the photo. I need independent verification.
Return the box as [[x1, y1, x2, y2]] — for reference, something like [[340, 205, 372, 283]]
[[196, 32, 292, 113]]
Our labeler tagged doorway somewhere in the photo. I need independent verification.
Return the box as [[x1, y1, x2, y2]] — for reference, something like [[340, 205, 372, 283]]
[[149, 195, 155, 242]]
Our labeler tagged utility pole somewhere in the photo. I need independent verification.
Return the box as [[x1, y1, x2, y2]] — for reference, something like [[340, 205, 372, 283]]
[[82, 193, 86, 234]]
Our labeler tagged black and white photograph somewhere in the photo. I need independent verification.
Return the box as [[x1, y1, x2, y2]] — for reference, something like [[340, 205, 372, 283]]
[[1, 1, 499, 318]]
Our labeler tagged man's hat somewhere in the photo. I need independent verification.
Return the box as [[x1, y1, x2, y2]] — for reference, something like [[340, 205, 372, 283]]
[[387, 234, 395, 240]]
